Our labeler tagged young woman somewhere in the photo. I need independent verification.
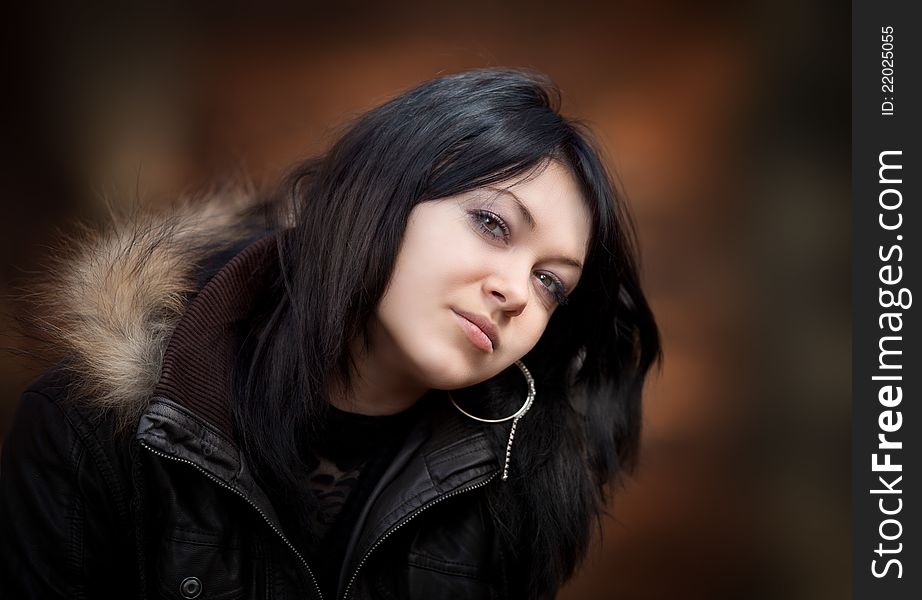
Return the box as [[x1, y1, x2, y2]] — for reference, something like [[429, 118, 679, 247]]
[[0, 68, 660, 599]]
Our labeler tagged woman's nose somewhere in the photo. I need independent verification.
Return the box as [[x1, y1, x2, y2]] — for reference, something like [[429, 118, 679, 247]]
[[484, 267, 530, 317]]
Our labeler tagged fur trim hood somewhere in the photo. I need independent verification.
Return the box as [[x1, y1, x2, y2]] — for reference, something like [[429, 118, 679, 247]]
[[32, 192, 272, 431]]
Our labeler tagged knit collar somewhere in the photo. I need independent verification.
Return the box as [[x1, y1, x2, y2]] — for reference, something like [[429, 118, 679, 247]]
[[153, 234, 277, 438]]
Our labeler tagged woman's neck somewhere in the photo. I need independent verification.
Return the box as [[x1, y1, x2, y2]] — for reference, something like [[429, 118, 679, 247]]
[[328, 333, 430, 416]]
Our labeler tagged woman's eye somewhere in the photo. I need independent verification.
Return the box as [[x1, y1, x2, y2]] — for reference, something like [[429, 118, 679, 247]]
[[470, 210, 510, 242], [535, 272, 570, 306]]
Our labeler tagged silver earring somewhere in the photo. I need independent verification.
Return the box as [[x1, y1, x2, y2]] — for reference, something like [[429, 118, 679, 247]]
[[448, 359, 535, 481]]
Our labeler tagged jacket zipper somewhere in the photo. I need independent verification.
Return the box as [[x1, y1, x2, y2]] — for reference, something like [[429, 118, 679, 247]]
[[139, 441, 325, 600], [339, 470, 499, 600]]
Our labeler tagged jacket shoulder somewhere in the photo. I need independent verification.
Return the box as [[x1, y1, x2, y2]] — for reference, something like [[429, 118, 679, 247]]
[[1, 364, 140, 597], [11, 363, 134, 490]]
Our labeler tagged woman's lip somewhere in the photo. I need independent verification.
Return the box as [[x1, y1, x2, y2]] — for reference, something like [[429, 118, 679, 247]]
[[452, 310, 496, 353]]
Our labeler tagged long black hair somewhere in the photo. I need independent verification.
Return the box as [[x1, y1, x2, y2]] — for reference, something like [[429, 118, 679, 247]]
[[234, 68, 661, 597]]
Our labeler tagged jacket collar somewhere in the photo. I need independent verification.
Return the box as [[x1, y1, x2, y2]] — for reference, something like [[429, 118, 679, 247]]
[[137, 390, 499, 600], [337, 397, 498, 596]]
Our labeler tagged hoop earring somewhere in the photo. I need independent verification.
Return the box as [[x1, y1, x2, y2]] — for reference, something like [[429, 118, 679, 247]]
[[448, 359, 535, 481]]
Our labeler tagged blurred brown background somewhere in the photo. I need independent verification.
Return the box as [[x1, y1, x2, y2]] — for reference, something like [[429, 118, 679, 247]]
[[0, 2, 849, 599]]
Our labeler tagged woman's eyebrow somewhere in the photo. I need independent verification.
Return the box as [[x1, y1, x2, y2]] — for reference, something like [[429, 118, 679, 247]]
[[548, 254, 583, 272], [485, 187, 537, 231]]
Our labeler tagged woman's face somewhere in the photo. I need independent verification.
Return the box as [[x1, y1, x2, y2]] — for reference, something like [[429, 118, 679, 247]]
[[369, 160, 592, 392]]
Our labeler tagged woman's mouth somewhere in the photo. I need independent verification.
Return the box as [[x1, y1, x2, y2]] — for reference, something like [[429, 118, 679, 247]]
[[452, 310, 497, 353]]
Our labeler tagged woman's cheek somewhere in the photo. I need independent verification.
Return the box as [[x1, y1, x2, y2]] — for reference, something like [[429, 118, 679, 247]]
[[516, 319, 548, 358]]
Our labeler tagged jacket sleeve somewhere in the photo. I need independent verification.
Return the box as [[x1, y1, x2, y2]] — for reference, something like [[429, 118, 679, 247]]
[[0, 382, 137, 599]]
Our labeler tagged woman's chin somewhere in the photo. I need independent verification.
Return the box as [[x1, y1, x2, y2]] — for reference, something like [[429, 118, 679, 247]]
[[405, 347, 489, 390]]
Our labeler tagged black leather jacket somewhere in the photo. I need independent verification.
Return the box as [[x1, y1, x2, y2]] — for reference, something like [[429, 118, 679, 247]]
[[1, 226, 515, 599], [1, 368, 507, 600]]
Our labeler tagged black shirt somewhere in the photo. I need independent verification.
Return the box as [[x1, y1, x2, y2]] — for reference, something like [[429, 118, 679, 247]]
[[301, 401, 424, 598]]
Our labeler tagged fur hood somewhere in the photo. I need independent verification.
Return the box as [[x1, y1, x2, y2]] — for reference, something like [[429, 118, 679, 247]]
[[32, 191, 272, 431]]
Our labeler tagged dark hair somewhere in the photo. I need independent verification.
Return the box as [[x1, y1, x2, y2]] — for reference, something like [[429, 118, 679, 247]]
[[235, 68, 660, 597]]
